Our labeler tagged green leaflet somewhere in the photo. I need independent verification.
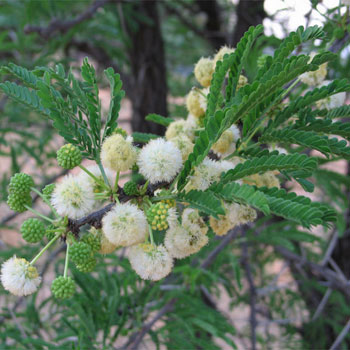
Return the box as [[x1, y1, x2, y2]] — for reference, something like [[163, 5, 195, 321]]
[[224, 25, 264, 101], [221, 153, 317, 182], [103, 67, 125, 139], [0, 81, 48, 115], [295, 119, 350, 140], [177, 109, 226, 190], [271, 79, 350, 128], [256, 25, 324, 80], [1, 62, 39, 88], [260, 128, 350, 158], [177, 190, 225, 219], [209, 182, 270, 215], [132, 132, 158, 143], [145, 113, 174, 127], [326, 105, 350, 118], [258, 186, 336, 227]]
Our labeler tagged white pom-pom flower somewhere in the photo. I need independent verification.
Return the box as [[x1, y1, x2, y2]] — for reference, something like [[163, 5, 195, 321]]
[[51, 175, 95, 219], [101, 134, 137, 172], [128, 244, 173, 281], [102, 203, 148, 247], [194, 57, 214, 87], [1, 256, 41, 296], [137, 138, 183, 184], [300, 52, 327, 86], [315, 80, 346, 109], [78, 165, 115, 192], [164, 224, 208, 259], [181, 208, 208, 235]]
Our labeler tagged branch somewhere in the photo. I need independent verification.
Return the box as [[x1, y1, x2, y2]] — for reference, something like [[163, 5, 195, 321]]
[[68, 181, 167, 234], [276, 246, 350, 298], [24, 0, 112, 39], [242, 240, 257, 350]]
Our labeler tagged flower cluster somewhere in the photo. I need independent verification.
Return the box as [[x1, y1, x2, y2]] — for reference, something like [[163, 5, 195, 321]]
[[4, 45, 309, 299]]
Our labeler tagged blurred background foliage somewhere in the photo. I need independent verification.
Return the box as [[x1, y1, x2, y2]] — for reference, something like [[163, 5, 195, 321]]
[[1, 0, 350, 349]]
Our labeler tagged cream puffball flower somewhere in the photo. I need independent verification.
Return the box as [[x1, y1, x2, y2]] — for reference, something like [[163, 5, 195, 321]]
[[90, 227, 118, 254], [185, 158, 221, 192], [169, 136, 194, 161], [181, 208, 208, 235], [51, 175, 95, 219], [194, 57, 214, 87], [128, 244, 173, 281], [137, 138, 183, 184], [1, 257, 41, 296], [243, 171, 280, 189], [300, 52, 327, 86], [164, 224, 208, 259], [212, 124, 241, 156], [316, 80, 346, 110], [102, 203, 148, 247], [165, 119, 195, 141], [210, 202, 257, 236], [186, 89, 207, 118], [78, 165, 115, 192], [214, 46, 235, 66], [101, 134, 137, 172]]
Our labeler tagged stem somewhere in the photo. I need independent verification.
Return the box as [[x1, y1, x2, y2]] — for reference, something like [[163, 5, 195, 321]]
[[30, 234, 61, 265], [114, 172, 120, 192], [79, 164, 109, 190], [97, 161, 111, 187], [148, 225, 155, 246], [64, 242, 70, 278], [151, 195, 177, 202], [24, 205, 54, 223], [30, 187, 60, 218]]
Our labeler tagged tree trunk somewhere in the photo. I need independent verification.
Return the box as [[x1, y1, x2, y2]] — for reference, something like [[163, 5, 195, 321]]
[[232, 0, 266, 46], [126, 0, 167, 135]]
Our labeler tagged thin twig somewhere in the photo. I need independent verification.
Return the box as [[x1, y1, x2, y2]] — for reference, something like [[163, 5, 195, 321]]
[[311, 288, 332, 321], [24, 0, 112, 39], [242, 240, 257, 350], [277, 246, 350, 298], [329, 318, 350, 350]]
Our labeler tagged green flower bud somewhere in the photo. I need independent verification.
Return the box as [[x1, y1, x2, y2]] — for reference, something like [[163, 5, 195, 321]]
[[8, 173, 34, 195], [70, 242, 92, 265], [81, 233, 101, 253], [42, 184, 55, 200], [147, 202, 171, 231], [7, 192, 32, 213], [51, 276, 75, 299], [123, 181, 139, 196], [57, 144, 82, 169], [76, 256, 96, 273], [45, 224, 57, 241], [20, 218, 46, 243]]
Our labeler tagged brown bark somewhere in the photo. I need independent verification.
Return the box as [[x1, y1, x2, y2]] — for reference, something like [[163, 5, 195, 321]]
[[126, 0, 167, 135]]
